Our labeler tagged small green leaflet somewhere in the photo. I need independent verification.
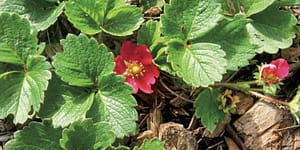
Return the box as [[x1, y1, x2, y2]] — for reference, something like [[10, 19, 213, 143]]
[[0, 0, 65, 31], [5, 121, 63, 150], [139, 0, 164, 11], [134, 138, 164, 150], [167, 41, 227, 87], [87, 74, 138, 138], [0, 43, 23, 65], [53, 34, 114, 87], [239, 0, 275, 16], [137, 20, 165, 57], [277, 0, 300, 5], [138, 20, 161, 47], [161, 0, 222, 41], [197, 15, 256, 71], [0, 56, 51, 124], [194, 88, 225, 132], [38, 74, 94, 128], [60, 120, 115, 150], [0, 13, 37, 64], [0, 63, 5, 74], [247, 4, 297, 53], [288, 86, 300, 123], [65, 0, 144, 35]]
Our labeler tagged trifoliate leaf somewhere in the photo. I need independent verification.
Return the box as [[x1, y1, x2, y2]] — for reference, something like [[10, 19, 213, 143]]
[[60, 119, 115, 150], [0, 0, 64, 31], [247, 4, 297, 53], [134, 138, 164, 150], [53, 34, 114, 87], [167, 41, 226, 87], [139, 0, 164, 11], [0, 56, 51, 124], [38, 74, 94, 128], [0, 13, 37, 64], [197, 15, 256, 71], [288, 86, 300, 123], [137, 20, 161, 49], [87, 74, 138, 138], [161, 0, 222, 41], [194, 88, 225, 132], [240, 0, 275, 16], [5, 121, 63, 150], [65, 0, 143, 35]]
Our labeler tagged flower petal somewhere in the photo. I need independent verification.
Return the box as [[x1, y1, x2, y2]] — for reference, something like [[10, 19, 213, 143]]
[[271, 58, 289, 78], [120, 41, 153, 64], [138, 64, 160, 84], [135, 78, 153, 94], [114, 56, 127, 75], [120, 41, 137, 60], [125, 77, 138, 94]]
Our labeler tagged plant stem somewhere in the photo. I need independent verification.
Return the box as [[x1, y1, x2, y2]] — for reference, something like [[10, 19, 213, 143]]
[[212, 82, 289, 106]]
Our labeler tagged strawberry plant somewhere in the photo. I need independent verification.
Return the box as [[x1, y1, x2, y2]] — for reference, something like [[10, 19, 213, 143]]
[[0, 0, 300, 149]]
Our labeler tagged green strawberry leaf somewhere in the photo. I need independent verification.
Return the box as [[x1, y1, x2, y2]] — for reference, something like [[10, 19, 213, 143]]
[[0, 0, 64, 31], [53, 34, 114, 87], [194, 88, 225, 132], [167, 41, 226, 87], [94, 122, 116, 150], [38, 74, 94, 128], [288, 86, 300, 123], [139, 0, 164, 11], [65, 0, 143, 35], [137, 20, 162, 50], [0, 43, 23, 65], [240, 0, 275, 16], [64, 0, 103, 34], [101, 6, 144, 36], [247, 4, 297, 53], [108, 146, 130, 150], [87, 74, 138, 138], [0, 56, 51, 124], [60, 119, 115, 150], [0, 63, 5, 74], [134, 138, 164, 150], [277, 0, 300, 5], [161, 0, 222, 41], [196, 15, 256, 71], [5, 121, 63, 150], [0, 13, 37, 64]]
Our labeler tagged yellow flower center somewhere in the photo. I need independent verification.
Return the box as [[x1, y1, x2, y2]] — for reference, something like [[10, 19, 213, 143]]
[[263, 73, 278, 84], [126, 60, 145, 79]]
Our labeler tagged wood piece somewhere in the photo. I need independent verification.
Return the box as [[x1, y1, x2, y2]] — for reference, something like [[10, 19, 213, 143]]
[[159, 122, 198, 150], [224, 136, 241, 150], [233, 101, 293, 150], [203, 114, 231, 138], [235, 92, 254, 115], [280, 128, 300, 150], [226, 124, 246, 150]]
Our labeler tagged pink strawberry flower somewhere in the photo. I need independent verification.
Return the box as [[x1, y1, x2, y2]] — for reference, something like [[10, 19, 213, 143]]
[[261, 58, 289, 86], [114, 41, 160, 94]]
